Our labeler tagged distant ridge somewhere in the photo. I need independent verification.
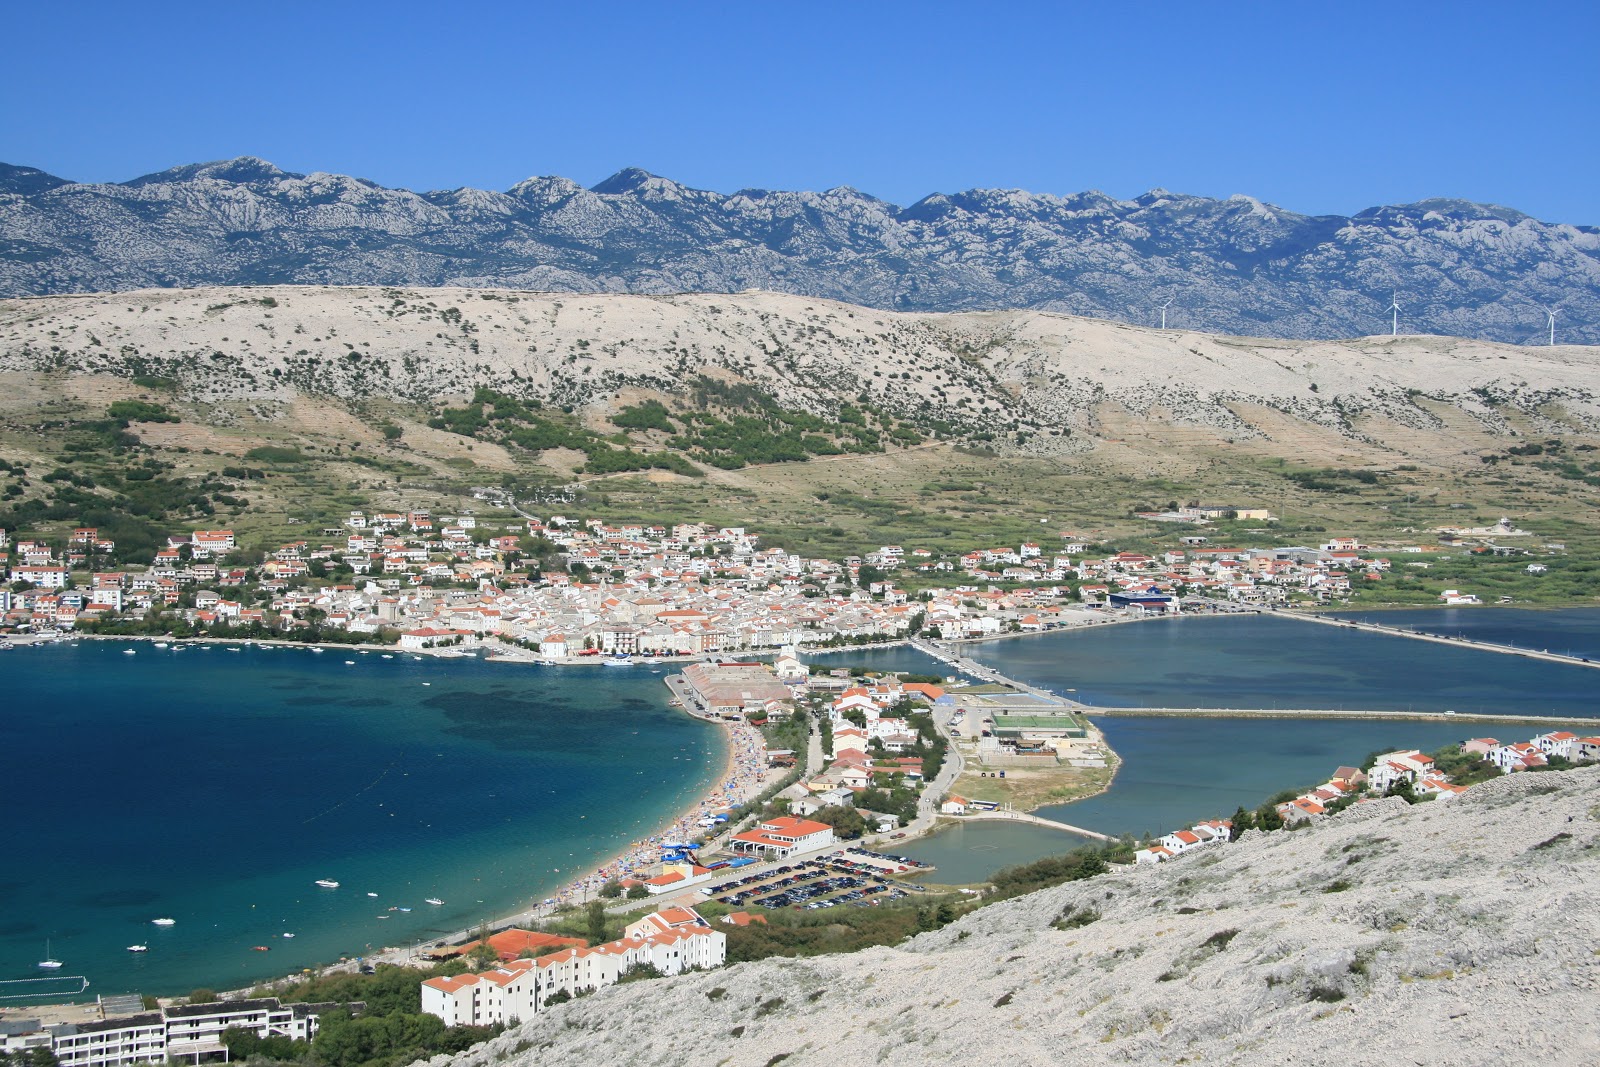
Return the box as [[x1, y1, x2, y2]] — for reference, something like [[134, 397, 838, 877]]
[[2, 157, 1597, 344]]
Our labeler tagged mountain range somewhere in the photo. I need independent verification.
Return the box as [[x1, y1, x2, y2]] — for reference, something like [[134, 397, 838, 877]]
[[2, 157, 1597, 344]]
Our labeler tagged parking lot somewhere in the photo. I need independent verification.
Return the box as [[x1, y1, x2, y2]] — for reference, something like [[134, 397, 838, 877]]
[[704, 848, 932, 911]]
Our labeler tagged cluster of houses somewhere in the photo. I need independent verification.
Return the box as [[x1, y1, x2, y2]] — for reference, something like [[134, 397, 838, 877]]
[[1133, 729, 1600, 865], [419, 906, 725, 1027], [778, 675, 953, 828], [1466, 730, 1600, 773], [0, 511, 1522, 644]]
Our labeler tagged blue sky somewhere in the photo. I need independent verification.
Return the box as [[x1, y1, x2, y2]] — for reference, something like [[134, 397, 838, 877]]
[[4, 1, 1595, 222]]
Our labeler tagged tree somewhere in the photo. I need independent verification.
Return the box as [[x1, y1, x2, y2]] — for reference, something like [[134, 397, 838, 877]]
[[597, 877, 623, 899], [808, 803, 867, 839], [188, 988, 218, 1004], [1229, 806, 1256, 840], [585, 900, 608, 945], [626, 884, 649, 900]]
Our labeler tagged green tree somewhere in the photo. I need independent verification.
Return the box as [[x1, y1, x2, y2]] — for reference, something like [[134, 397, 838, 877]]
[[585, 900, 608, 945]]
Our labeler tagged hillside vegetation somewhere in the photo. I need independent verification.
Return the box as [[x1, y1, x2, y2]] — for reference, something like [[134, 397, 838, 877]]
[[1, 286, 1598, 600]]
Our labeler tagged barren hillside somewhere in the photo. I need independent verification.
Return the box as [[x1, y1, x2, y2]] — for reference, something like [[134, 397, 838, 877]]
[[2, 286, 1596, 455], [428, 768, 1600, 1067]]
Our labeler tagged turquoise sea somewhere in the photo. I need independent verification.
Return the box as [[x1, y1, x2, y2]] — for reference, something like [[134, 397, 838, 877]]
[[0, 643, 721, 998]]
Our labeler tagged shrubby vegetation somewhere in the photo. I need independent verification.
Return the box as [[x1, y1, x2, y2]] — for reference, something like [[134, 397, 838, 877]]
[[429, 389, 698, 476]]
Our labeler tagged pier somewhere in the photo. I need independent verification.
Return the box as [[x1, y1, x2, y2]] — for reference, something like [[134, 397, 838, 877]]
[[1273, 610, 1600, 669], [907, 635, 1596, 729], [954, 807, 1113, 841], [1084, 707, 1600, 727]]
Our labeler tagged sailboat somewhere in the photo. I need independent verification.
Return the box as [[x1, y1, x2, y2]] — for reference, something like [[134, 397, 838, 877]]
[[38, 940, 63, 969]]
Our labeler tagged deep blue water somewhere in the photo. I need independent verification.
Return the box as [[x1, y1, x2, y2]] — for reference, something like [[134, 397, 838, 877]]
[[1328, 606, 1600, 661], [884, 611, 1600, 874], [0, 643, 720, 997]]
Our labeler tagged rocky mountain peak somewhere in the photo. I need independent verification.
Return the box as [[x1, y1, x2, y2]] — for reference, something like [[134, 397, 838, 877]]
[[122, 155, 299, 188], [2, 159, 1596, 344]]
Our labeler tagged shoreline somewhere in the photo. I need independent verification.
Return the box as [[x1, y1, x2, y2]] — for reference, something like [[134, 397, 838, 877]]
[[15, 602, 1593, 1003]]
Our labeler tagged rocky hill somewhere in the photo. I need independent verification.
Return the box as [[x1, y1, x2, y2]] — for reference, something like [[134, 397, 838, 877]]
[[424, 767, 1600, 1066], [3, 286, 1597, 456], [3, 158, 1597, 344]]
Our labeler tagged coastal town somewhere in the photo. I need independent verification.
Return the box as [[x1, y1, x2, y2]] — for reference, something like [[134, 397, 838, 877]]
[[2, 504, 1596, 1067], [0, 505, 1538, 650]]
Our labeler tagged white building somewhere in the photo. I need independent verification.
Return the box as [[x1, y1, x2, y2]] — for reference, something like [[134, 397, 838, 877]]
[[49, 998, 344, 1067], [421, 910, 725, 1027]]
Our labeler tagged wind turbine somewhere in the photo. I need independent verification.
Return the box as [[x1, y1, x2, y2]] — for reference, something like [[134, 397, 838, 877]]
[[1545, 306, 1559, 346], [1386, 291, 1401, 337], [1156, 299, 1174, 330]]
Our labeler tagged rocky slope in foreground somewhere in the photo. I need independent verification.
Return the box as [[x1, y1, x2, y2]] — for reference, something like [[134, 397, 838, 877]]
[[430, 768, 1600, 1066], [3, 158, 1598, 345], [2, 286, 1597, 450]]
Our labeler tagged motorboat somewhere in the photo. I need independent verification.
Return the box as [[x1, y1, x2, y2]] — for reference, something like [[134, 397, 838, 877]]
[[315, 879, 340, 889], [282, 933, 295, 939], [424, 897, 444, 906], [151, 918, 176, 926], [127, 945, 148, 953], [122, 649, 136, 655], [367, 892, 378, 898], [604, 655, 634, 667], [252, 945, 271, 952]]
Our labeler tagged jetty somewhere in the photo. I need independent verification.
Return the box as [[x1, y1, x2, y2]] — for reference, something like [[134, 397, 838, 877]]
[[1274, 610, 1600, 669], [955, 807, 1112, 842], [908, 635, 1597, 729]]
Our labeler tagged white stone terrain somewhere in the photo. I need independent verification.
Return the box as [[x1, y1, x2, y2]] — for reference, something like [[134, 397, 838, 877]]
[[426, 767, 1600, 1066], [2, 286, 1596, 449]]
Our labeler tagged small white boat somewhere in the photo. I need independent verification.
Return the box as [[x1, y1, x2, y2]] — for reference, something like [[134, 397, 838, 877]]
[[315, 879, 340, 889], [604, 655, 634, 667], [397, 907, 411, 913], [344, 660, 355, 665], [38, 941, 63, 969], [151, 917, 176, 926], [312, 648, 324, 654], [282, 932, 295, 939], [154, 642, 169, 649], [128, 944, 148, 952], [376, 915, 389, 919], [413, 656, 422, 661], [425, 897, 444, 906], [367, 892, 378, 898], [381, 654, 393, 659], [122, 649, 136, 655]]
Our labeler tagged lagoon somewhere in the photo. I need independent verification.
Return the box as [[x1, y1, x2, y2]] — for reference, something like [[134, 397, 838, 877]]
[[895, 610, 1600, 876], [0, 642, 720, 997]]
